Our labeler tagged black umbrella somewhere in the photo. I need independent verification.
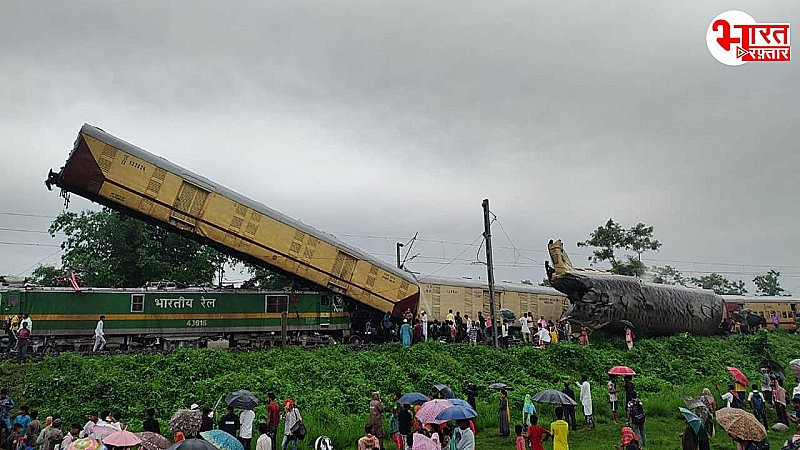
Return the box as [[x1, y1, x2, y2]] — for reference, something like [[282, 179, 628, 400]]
[[488, 383, 514, 391], [758, 360, 785, 381], [225, 389, 260, 410], [433, 383, 456, 399], [620, 320, 634, 329], [499, 309, 516, 322], [532, 389, 577, 405], [682, 396, 715, 437], [167, 439, 218, 450]]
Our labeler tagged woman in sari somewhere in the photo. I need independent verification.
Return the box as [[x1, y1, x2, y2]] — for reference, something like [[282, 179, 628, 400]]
[[498, 390, 510, 437]]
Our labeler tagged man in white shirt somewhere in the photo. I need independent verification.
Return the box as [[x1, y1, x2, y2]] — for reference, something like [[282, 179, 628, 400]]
[[92, 316, 106, 352], [537, 325, 551, 348], [576, 375, 594, 429], [519, 313, 531, 344], [79, 412, 98, 438], [421, 311, 428, 341], [255, 423, 272, 450], [239, 409, 255, 450], [721, 384, 736, 408]]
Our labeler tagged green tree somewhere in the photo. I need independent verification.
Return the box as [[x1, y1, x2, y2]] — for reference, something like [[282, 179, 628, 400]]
[[577, 219, 662, 277], [243, 263, 312, 290], [652, 265, 688, 286], [49, 209, 232, 287], [539, 278, 550, 287], [752, 269, 787, 296], [690, 273, 747, 295], [29, 265, 64, 286]]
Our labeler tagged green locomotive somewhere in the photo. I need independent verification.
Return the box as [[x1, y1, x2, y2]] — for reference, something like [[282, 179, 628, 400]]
[[1, 287, 350, 352]]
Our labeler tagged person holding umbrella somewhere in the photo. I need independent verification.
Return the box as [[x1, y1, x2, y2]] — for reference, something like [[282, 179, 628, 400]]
[[561, 382, 577, 431]]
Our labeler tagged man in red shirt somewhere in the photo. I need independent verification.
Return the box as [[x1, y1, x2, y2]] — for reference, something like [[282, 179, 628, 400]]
[[527, 414, 550, 450], [266, 393, 280, 445]]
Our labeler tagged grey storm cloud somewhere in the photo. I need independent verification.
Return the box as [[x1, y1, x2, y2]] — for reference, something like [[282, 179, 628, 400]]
[[0, 1, 798, 291]]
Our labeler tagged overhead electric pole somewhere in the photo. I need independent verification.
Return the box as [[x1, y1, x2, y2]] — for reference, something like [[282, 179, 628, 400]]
[[482, 198, 499, 348]]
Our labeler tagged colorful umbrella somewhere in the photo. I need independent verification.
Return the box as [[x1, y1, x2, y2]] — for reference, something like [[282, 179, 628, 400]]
[[68, 438, 104, 450], [166, 438, 218, 450], [448, 399, 477, 415], [398, 393, 429, 405], [608, 366, 637, 376], [531, 389, 577, 405], [169, 409, 202, 437], [136, 432, 170, 450], [103, 430, 141, 447], [416, 399, 454, 425], [679, 407, 704, 435], [91, 426, 119, 440], [727, 367, 749, 386], [716, 407, 767, 441], [435, 405, 477, 421], [411, 432, 439, 450], [199, 430, 245, 450], [225, 390, 259, 410]]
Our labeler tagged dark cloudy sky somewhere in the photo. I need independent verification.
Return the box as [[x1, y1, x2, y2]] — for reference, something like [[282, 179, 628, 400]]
[[1, 2, 798, 292]]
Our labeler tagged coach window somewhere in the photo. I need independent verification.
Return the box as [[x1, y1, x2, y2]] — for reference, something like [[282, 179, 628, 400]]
[[131, 294, 145, 313], [266, 295, 289, 313]]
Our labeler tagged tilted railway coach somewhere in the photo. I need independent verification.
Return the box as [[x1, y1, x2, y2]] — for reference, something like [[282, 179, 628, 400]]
[[0, 287, 349, 352]]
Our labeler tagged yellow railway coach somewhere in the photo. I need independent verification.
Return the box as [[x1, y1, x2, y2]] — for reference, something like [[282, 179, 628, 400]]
[[47, 124, 419, 317]]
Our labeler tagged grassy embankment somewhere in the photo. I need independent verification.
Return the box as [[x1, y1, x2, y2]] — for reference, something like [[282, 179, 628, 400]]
[[1, 330, 799, 449]]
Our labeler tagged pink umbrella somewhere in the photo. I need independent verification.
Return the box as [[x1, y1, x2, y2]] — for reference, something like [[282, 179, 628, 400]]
[[411, 432, 439, 450], [608, 366, 637, 376], [91, 425, 120, 440], [103, 430, 142, 447], [416, 399, 454, 425]]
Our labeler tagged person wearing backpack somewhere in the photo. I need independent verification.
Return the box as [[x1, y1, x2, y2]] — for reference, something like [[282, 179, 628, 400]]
[[748, 385, 769, 430], [626, 391, 646, 448]]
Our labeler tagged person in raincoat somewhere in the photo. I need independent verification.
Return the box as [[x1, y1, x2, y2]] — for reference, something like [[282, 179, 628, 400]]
[[498, 390, 511, 437], [400, 320, 412, 347], [522, 395, 536, 426], [368, 392, 384, 443]]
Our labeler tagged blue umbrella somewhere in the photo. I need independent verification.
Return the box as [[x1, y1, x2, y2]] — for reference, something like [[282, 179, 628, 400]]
[[448, 399, 477, 415], [435, 405, 477, 421], [399, 392, 429, 404], [199, 431, 244, 450]]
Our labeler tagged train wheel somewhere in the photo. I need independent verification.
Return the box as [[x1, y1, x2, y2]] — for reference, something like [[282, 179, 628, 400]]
[[348, 335, 362, 346]]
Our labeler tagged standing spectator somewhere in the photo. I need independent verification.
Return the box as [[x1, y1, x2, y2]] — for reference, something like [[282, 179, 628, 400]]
[[25, 410, 42, 447], [772, 312, 780, 330], [382, 312, 392, 340], [748, 384, 769, 430], [5, 423, 23, 450], [576, 376, 594, 429], [397, 405, 411, 450], [420, 311, 428, 342], [500, 321, 509, 349], [537, 325, 551, 349], [219, 406, 240, 437], [520, 313, 531, 344], [608, 375, 620, 424], [143, 408, 159, 433], [41, 419, 63, 450], [255, 423, 272, 450], [0, 389, 15, 437], [719, 384, 742, 408], [624, 325, 634, 350], [281, 399, 301, 450], [239, 408, 255, 450], [357, 425, 379, 450], [623, 376, 636, 408], [760, 369, 773, 405], [515, 424, 525, 450], [16, 323, 30, 360], [454, 312, 464, 342], [562, 320, 572, 343], [79, 412, 96, 438], [13, 406, 30, 433], [618, 426, 641, 450], [579, 324, 589, 346], [4, 316, 16, 354], [62, 423, 80, 449], [526, 415, 550, 450], [446, 310, 455, 324], [549, 407, 569, 450], [412, 320, 423, 344], [403, 309, 413, 322], [200, 407, 213, 432], [538, 316, 547, 329], [453, 419, 474, 450], [368, 392, 384, 445], [498, 390, 510, 437], [400, 320, 412, 347], [774, 380, 789, 425], [561, 383, 577, 431], [626, 392, 646, 448], [522, 394, 535, 426], [700, 388, 717, 411], [266, 394, 280, 445], [549, 322, 559, 344], [477, 312, 485, 343], [467, 316, 478, 345], [92, 315, 106, 352]]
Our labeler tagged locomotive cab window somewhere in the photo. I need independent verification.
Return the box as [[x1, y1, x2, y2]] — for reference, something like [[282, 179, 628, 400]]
[[320, 295, 331, 307], [131, 294, 145, 313], [266, 295, 289, 313]]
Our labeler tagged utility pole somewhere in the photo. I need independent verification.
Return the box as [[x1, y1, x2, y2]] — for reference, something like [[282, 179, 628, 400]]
[[482, 198, 499, 348], [396, 243, 404, 269]]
